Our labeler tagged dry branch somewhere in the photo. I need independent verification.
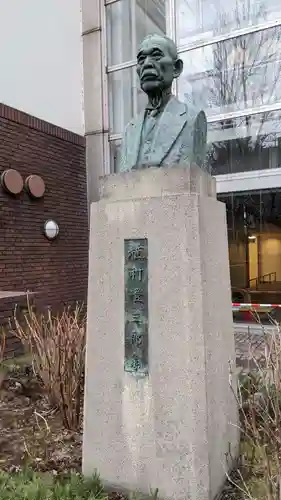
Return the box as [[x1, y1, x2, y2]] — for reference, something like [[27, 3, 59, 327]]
[[10, 299, 86, 430]]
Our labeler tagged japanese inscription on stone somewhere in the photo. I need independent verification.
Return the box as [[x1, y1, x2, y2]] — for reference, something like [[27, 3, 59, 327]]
[[124, 238, 148, 376]]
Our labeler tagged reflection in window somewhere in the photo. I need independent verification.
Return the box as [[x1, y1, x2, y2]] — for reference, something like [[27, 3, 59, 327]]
[[179, 26, 281, 116], [108, 68, 134, 135], [176, 0, 281, 46], [106, 0, 133, 66], [208, 111, 281, 174], [107, 0, 166, 172], [136, 0, 166, 45], [219, 189, 281, 315], [106, 0, 166, 67]]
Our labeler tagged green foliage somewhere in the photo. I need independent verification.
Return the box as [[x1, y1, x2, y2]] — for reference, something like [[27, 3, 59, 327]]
[[0, 470, 106, 500], [128, 488, 159, 500]]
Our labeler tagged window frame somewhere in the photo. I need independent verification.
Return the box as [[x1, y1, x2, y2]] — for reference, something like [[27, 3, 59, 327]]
[[103, 0, 281, 187]]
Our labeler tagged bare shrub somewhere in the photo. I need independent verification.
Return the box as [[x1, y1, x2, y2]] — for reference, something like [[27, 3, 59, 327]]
[[0, 330, 5, 362], [0, 330, 6, 390], [232, 318, 281, 499], [10, 299, 86, 430]]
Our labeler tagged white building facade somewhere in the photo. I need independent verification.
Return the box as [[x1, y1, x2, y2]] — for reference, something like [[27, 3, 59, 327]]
[[82, 0, 281, 306]]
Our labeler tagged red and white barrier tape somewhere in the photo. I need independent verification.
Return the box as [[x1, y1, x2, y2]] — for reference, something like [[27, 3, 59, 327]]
[[232, 303, 281, 311]]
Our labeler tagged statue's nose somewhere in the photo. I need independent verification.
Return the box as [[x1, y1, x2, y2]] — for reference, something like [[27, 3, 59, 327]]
[[143, 58, 154, 68]]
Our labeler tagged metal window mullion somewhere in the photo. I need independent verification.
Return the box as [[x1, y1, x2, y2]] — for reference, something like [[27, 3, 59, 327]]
[[107, 59, 136, 72], [105, 0, 120, 5], [207, 102, 281, 124], [108, 102, 281, 138], [103, 132, 111, 174], [177, 17, 281, 54], [109, 133, 123, 141], [166, 0, 175, 40], [165, 0, 177, 95], [187, 56, 281, 84], [101, 0, 110, 174], [216, 168, 281, 194], [131, 0, 138, 117]]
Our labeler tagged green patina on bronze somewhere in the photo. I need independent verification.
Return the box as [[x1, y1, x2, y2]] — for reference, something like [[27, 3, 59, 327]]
[[124, 239, 148, 376], [120, 34, 207, 172]]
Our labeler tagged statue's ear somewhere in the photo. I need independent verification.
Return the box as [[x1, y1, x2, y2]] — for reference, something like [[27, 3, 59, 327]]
[[173, 58, 183, 78]]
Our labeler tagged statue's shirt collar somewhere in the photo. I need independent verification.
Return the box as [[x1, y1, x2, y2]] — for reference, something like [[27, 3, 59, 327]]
[[145, 93, 172, 116]]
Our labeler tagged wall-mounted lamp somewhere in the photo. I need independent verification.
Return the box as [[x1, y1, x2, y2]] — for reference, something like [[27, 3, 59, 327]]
[[43, 220, 59, 240]]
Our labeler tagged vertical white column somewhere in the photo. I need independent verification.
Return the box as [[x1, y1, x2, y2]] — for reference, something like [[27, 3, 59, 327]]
[[82, 0, 108, 204]]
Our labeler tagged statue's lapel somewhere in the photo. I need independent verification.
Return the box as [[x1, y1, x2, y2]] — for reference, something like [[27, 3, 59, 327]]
[[150, 97, 187, 165], [126, 111, 145, 169]]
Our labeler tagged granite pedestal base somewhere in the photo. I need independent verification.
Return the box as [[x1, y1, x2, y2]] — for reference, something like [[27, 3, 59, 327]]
[[83, 166, 238, 500]]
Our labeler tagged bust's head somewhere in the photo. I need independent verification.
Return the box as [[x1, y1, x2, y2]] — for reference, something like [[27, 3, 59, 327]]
[[136, 34, 183, 96]]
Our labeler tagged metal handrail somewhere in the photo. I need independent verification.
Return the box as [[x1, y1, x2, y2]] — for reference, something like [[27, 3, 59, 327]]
[[249, 272, 277, 289]]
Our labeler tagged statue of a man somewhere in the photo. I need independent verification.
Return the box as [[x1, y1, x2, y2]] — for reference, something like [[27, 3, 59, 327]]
[[119, 34, 207, 172]]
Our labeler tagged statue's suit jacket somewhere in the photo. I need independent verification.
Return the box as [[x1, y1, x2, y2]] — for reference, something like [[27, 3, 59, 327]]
[[119, 95, 207, 172]]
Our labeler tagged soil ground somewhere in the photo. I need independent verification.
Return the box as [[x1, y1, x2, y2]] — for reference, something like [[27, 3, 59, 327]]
[[0, 330, 264, 497], [0, 362, 82, 474]]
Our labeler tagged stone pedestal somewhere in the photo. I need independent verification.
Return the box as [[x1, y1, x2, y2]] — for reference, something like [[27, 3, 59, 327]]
[[83, 166, 238, 500]]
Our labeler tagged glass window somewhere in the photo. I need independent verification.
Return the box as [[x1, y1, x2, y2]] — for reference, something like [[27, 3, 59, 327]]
[[106, 0, 134, 67], [176, 0, 281, 47], [178, 26, 281, 117], [219, 189, 281, 321], [136, 0, 166, 46], [106, 0, 166, 67], [108, 68, 134, 135], [110, 84, 146, 172], [208, 110, 281, 174]]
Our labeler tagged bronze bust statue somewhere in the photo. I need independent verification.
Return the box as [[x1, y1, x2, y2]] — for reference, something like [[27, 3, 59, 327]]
[[119, 34, 207, 172]]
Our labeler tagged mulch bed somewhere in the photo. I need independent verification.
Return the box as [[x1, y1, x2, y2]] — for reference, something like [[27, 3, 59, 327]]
[[0, 365, 82, 473], [0, 364, 126, 500], [0, 363, 240, 499]]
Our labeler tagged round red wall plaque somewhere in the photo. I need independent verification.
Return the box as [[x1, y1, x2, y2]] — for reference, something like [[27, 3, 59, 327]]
[[25, 175, 45, 199], [1, 169, 24, 195]]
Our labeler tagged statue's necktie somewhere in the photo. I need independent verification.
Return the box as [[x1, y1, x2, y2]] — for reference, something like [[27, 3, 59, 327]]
[[142, 109, 158, 139]]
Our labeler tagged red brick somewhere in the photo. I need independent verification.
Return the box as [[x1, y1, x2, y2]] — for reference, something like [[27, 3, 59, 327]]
[[0, 105, 88, 357]]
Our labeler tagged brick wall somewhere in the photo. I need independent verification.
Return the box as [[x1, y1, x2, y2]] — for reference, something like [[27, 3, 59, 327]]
[[0, 104, 88, 356]]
